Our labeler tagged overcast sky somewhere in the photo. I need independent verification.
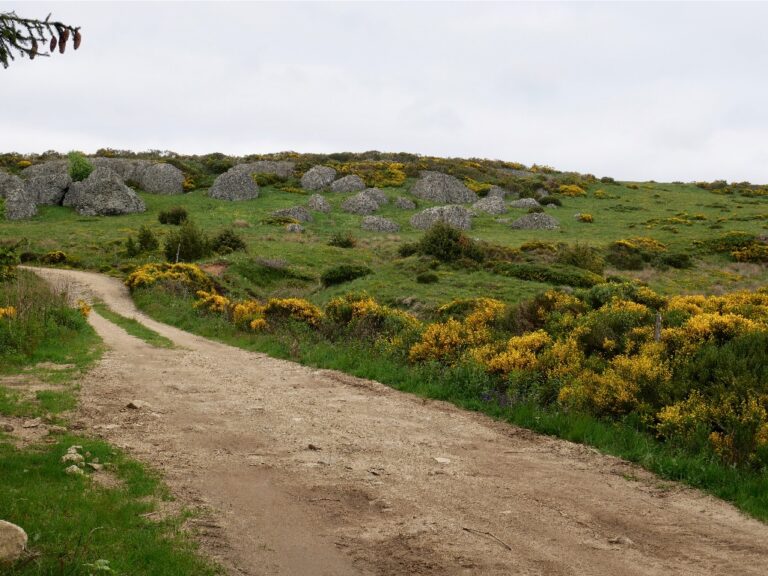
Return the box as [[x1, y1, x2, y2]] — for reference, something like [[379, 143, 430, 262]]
[[2, 1, 768, 182]]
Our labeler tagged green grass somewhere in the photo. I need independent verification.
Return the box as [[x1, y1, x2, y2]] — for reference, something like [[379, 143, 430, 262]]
[[134, 285, 768, 522], [1, 436, 219, 576], [0, 272, 219, 574], [92, 301, 174, 348], [3, 179, 768, 311]]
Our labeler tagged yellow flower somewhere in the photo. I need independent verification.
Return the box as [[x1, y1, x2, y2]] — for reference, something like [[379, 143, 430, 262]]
[[0, 306, 16, 319]]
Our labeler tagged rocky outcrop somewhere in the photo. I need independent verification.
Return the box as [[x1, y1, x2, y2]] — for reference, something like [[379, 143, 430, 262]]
[[330, 175, 366, 193], [231, 160, 295, 179], [90, 157, 151, 184], [307, 194, 331, 213], [272, 205, 312, 223], [362, 216, 400, 232], [510, 197, 541, 209], [410, 171, 477, 204], [0, 520, 27, 563], [4, 176, 37, 220], [63, 168, 146, 216], [341, 190, 384, 215], [21, 161, 71, 205], [0, 172, 23, 199], [395, 196, 416, 210], [139, 163, 184, 194], [300, 166, 337, 191], [509, 213, 560, 230], [410, 205, 472, 230], [209, 170, 260, 201], [472, 196, 507, 215]]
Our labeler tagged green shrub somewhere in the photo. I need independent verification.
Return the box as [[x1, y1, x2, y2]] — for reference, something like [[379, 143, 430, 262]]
[[556, 243, 605, 274], [125, 236, 139, 257], [328, 231, 357, 249], [704, 231, 757, 254], [254, 173, 286, 187], [493, 262, 604, 288], [67, 151, 93, 182], [163, 221, 211, 263], [416, 272, 439, 284], [539, 196, 562, 206], [137, 225, 159, 253], [397, 242, 419, 258], [527, 206, 545, 214], [657, 252, 692, 269], [417, 222, 484, 263], [321, 264, 372, 287], [158, 206, 189, 225], [210, 229, 247, 254], [0, 244, 19, 282], [40, 251, 68, 265]]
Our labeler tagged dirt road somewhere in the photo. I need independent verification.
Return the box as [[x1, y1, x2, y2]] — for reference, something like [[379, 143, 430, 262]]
[[33, 267, 768, 575]]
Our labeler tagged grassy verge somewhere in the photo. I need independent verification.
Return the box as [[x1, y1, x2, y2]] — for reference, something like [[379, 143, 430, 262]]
[[0, 271, 219, 574], [134, 286, 768, 522], [92, 301, 174, 348]]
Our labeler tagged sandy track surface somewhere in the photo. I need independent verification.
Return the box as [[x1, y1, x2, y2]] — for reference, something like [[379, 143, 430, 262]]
[[32, 267, 768, 575]]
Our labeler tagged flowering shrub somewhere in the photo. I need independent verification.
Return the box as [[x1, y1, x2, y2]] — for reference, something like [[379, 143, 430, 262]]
[[263, 298, 323, 328], [577, 213, 594, 223], [732, 243, 768, 263], [464, 178, 493, 194], [125, 263, 213, 293], [335, 161, 407, 188], [558, 184, 586, 197], [76, 299, 91, 318], [0, 306, 16, 319]]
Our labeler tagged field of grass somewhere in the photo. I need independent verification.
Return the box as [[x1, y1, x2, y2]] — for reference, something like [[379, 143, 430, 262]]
[[0, 271, 219, 575], [3, 176, 768, 310]]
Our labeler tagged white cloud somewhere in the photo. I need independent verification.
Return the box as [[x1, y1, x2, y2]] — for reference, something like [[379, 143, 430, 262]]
[[2, 1, 768, 182]]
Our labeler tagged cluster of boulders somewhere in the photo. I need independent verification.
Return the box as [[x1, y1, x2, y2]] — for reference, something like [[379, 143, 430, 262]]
[[1, 158, 186, 220]]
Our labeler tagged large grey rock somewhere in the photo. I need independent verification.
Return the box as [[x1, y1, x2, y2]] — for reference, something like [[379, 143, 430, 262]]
[[361, 187, 387, 207], [0, 520, 27, 563], [307, 194, 331, 213], [22, 161, 71, 205], [0, 172, 23, 199], [472, 196, 507, 215], [209, 169, 260, 201], [410, 205, 472, 230], [330, 174, 366, 193], [510, 197, 541, 209], [63, 168, 146, 216], [231, 160, 295, 179], [4, 177, 37, 220], [300, 166, 337, 190], [272, 205, 312, 223], [341, 192, 379, 215], [486, 186, 508, 199], [362, 216, 400, 233], [286, 223, 304, 233], [139, 163, 184, 195], [395, 196, 416, 210], [90, 158, 151, 184], [410, 171, 477, 204], [509, 212, 560, 230]]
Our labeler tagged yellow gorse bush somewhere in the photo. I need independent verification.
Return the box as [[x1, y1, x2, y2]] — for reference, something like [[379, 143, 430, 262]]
[[125, 263, 213, 292], [558, 184, 586, 197], [0, 306, 16, 319], [263, 298, 323, 328], [76, 299, 91, 318]]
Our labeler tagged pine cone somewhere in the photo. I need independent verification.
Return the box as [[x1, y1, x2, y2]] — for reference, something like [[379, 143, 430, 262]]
[[73, 30, 81, 50], [49, 36, 57, 52], [59, 28, 70, 53]]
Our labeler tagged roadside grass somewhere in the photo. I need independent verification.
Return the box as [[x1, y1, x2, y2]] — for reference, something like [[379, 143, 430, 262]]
[[0, 272, 220, 575], [135, 285, 768, 522], [1, 436, 219, 576], [92, 301, 174, 348]]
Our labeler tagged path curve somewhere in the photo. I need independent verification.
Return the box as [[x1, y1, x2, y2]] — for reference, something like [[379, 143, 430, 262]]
[[33, 267, 768, 575]]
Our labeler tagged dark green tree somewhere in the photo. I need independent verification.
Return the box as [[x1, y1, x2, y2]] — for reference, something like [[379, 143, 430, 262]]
[[0, 11, 81, 69]]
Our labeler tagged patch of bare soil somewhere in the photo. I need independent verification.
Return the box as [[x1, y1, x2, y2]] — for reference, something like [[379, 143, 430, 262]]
[[30, 267, 768, 576]]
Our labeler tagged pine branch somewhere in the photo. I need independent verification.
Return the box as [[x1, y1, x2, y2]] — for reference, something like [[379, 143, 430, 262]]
[[0, 11, 82, 69]]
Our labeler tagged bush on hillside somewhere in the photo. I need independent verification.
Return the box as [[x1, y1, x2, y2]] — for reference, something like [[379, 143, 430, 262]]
[[158, 206, 189, 225], [163, 220, 211, 262], [210, 229, 247, 254], [321, 264, 372, 287], [68, 151, 93, 182]]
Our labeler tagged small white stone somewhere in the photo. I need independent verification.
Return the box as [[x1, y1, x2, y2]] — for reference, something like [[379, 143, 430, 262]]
[[0, 520, 27, 563], [433, 457, 451, 464], [64, 465, 85, 476]]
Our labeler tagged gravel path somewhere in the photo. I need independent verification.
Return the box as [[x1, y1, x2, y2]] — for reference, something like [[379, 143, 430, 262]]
[[33, 267, 768, 576]]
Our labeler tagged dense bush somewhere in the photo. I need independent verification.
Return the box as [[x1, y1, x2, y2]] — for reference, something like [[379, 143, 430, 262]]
[[555, 243, 605, 274], [254, 173, 286, 187], [67, 151, 93, 182], [493, 262, 604, 288], [210, 229, 247, 254], [539, 196, 562, 206], [320, 264, 372, 287], [163, 221, 211, 262], [158, 206, 189, 225], [138, 225, 159, 253], [416, 272, 439, 284], [606, 237, 667, 270], [40, 251, 68, 265], [416, 222, 484, 264], [328, 231, 357, 249]]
